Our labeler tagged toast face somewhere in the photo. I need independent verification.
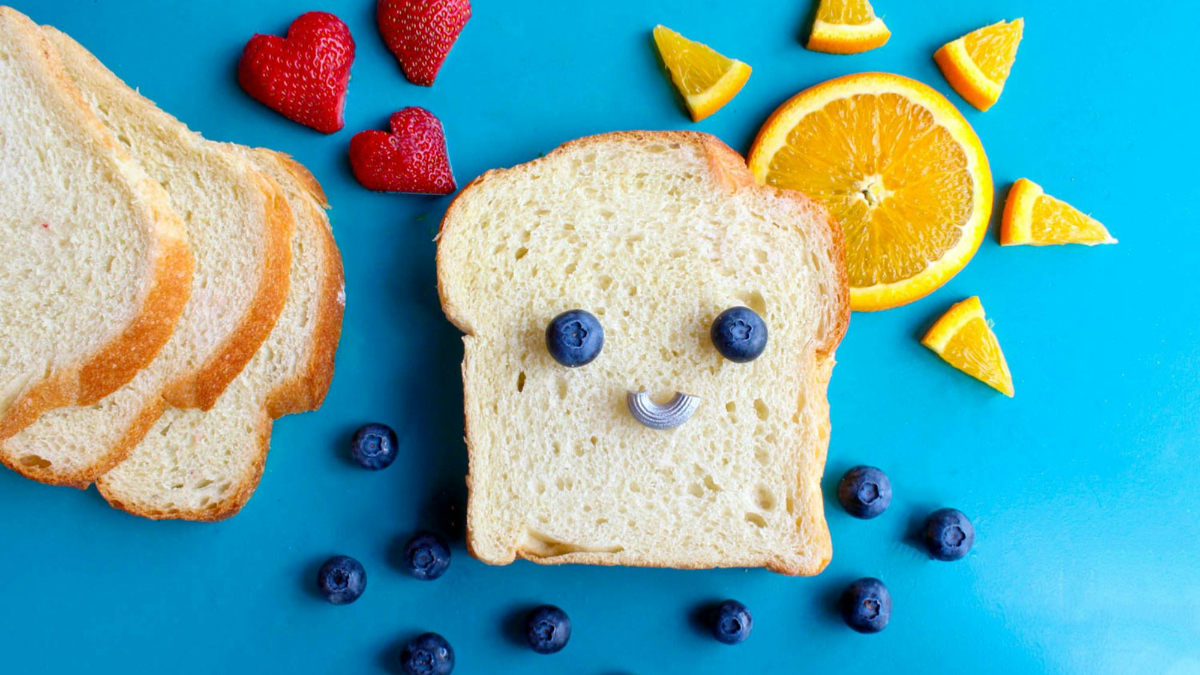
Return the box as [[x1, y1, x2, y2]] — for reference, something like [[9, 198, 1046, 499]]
[[98, 148, 344, 520], [438, 132, 849, 575], [0, 28, 292, 487], [0, 7, 191, 439]]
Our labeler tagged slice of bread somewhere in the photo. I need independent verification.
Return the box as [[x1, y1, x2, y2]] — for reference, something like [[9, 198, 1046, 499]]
[[0, 6, 191, 439], [437, 132, 849, 575], [98, 148, 344, 520], [0, 28, 293, 487]]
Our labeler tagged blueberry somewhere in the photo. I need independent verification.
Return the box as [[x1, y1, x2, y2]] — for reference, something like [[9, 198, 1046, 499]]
[[711, 307, 768, 363], [837, 465, 892, 519], [546, 310, 603, 367], [400, 632, 454, 675], [839, 577, 891, 633], [525, 605, 571, 654], [351, 423, 398, 470], [316, 555, 366, 605], [922, 508, 975, 561], [710, 600, 753, 644], [403, 531, 451, 581]]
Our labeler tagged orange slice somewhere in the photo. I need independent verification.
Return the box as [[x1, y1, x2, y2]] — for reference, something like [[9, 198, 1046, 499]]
[[1001, 178, 1116, 246], [748, 73, 993, 311], [808, 0, 891, 54], [922, 297, 1014, 397], [934, 19, 1024, 111], [652, 25, 751, 122]]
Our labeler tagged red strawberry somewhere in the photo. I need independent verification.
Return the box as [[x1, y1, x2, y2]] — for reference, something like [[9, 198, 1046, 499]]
[[239, 12, 355, 134], [349, 107, 456, 194], [377, 0, 471, 87]]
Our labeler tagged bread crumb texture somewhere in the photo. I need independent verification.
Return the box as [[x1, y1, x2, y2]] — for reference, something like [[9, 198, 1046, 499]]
[[438, 132, 848, 575], [0, 8, 189, 437], [98, 148, 343, 520], [1, 27, 289, 487]]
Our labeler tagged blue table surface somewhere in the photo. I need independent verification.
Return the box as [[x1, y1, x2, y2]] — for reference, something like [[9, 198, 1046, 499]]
[[3, 0, 1198, 673]]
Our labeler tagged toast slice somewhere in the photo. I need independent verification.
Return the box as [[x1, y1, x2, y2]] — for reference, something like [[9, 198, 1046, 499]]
[[0, 6, 191, 439], [0, 27, 293, 487], [438, 132, 850, 575], [98, 148, 344, 520]]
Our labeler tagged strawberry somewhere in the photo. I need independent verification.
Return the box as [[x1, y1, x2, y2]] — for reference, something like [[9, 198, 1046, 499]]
[[377, 0, 471, 87], [349, 107, 456, 194], [239, 12, 355, 134]]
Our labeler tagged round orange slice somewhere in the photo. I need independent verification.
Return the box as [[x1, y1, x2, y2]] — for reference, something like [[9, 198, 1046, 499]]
[[1001, 178, 1116, 246], [807, 0, 891, 54], [748, 73, 993, 311], [922, 296, 1014, 397], [652, 25, 752, 122]]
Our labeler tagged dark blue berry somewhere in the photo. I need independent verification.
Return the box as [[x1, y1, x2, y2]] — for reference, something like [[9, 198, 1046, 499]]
[[711, 307, 768, 363], [403, 532, 451, 581], [400, 632, 454, 675], [839, 578, 891, 633], [525, 605, 571, 654], [316, 555, 366, 605], [922, 508, 975, 561], [837, 465, 892, 519], [546, 310, 603, 367], [351, 423, 398, 470], [710, 600, 753, 644]]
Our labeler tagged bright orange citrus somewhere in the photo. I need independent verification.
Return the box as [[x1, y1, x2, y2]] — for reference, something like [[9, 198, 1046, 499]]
[[748, 73, 993, 311], [934, 19, 1024, 111], [807, 0, 891, 54], [1001, 178, 1116, 246], [922, 296, 1014, 397], [653, 25, 751, 122]]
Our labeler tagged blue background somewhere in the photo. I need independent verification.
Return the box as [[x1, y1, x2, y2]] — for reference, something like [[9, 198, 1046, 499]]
[[2, 0, 1197, 673]]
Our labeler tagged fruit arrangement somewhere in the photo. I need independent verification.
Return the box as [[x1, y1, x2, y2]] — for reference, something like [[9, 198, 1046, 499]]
[[1, 0, 1125, 671], [231, 2, 1114, 406], [233, 0, 1113, 666], [362, 0, 1109, 656], [238, 4, 466, 194]]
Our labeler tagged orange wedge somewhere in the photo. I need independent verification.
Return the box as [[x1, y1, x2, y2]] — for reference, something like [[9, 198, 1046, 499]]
[[808, 0, 891, 54], [935, 19, 1024, 111], [922, 297, 1014, 397], [748, 73, 993, 311], [1001, 178, 1116, 246], [653, 25, 751, 122]]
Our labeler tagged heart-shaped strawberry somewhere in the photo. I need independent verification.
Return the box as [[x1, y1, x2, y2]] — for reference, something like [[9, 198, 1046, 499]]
[[239, 12, 355, 134], [349, 107, 456, 194], [377, 0, 471, 87]]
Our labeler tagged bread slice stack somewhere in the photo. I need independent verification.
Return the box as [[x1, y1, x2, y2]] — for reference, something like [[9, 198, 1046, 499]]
[[0, 7, 192, 441], [0, 6, 343, 520], [438, 132, 849, 574]]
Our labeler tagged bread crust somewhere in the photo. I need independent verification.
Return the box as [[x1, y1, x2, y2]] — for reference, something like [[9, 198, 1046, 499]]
[[262, 151, 344, 419], [162, 171, 294, 411], [271, 152, 330, 210], [0, 168, 292, 491], [99, 408, 272, 522], [97, 148, 343, 521], [0, 7, 192, 441], [0, 158, 293, 489], [0, 28, 300, 490], [438, 131, 850, 576]]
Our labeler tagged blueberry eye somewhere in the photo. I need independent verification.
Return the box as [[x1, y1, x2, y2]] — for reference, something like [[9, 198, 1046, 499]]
[[711, 307, 767, 363], [546, 309, 604, 367]]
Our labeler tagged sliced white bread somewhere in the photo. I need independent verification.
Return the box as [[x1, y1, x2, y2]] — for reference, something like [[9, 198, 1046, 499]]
[[98, 148, 344, 520], [0, 6, 191, 439], [0, 27, 293, 487], [438, 132, 850, 575]]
